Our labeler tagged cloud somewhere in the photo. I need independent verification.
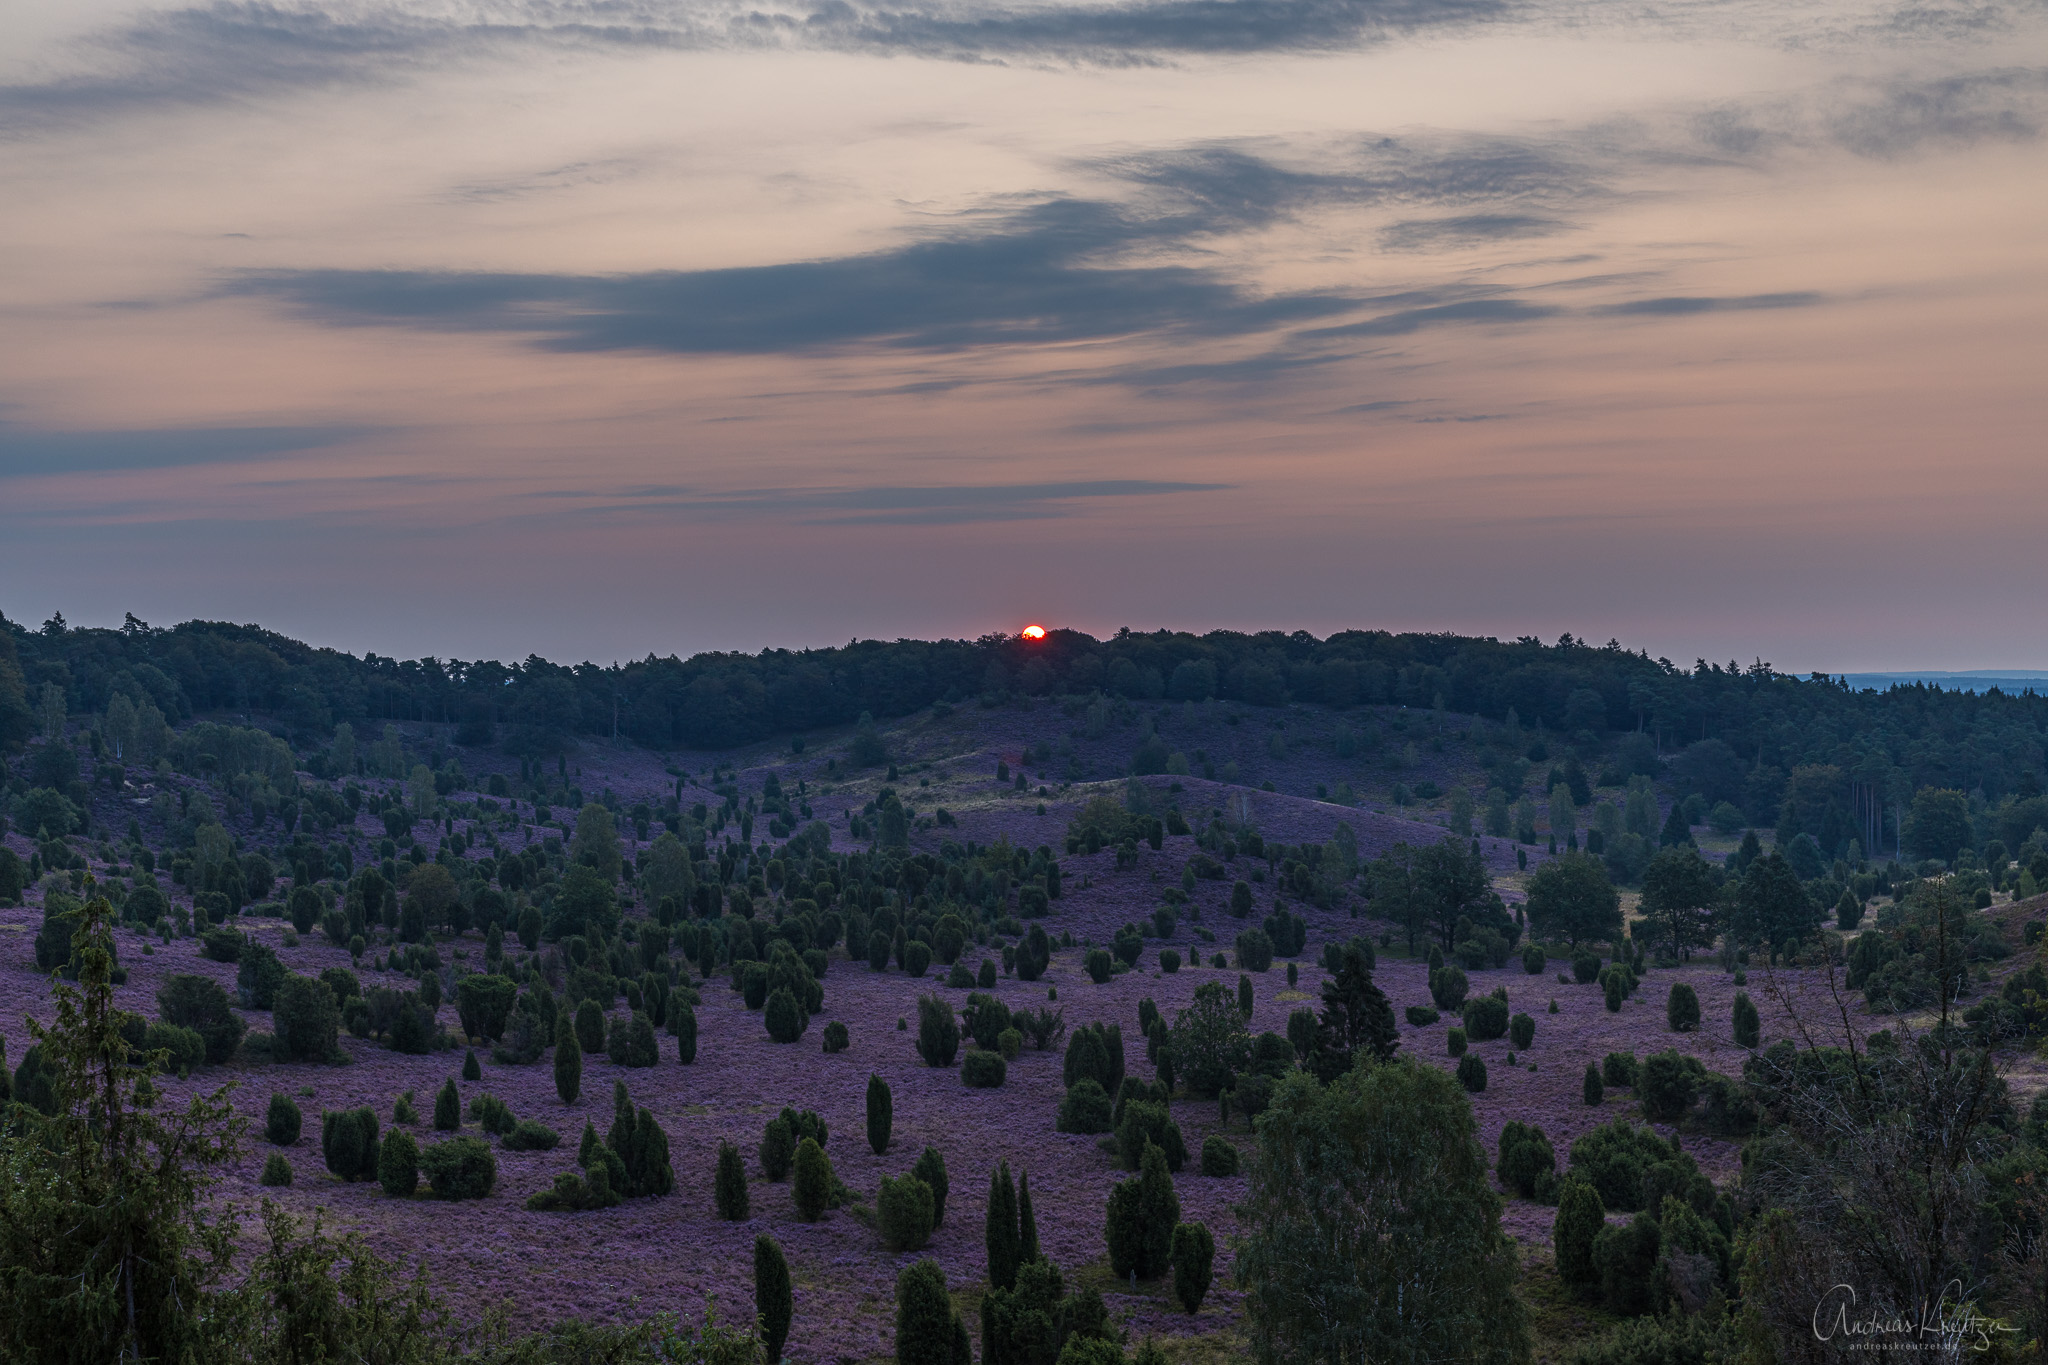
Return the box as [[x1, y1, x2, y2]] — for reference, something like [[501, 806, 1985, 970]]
[[1591, 291, 1824, 315], [0, 0, 1504, 134], [1305, 297, 1563, 338], [1376, 213, 1573, 252], [504, 477, 1231, 525], [0, 422, 379, 477], [222, 193, 1366, 353]]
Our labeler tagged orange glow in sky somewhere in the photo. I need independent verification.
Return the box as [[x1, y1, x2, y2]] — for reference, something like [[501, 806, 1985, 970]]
[[1022, 625, 1046, 640]]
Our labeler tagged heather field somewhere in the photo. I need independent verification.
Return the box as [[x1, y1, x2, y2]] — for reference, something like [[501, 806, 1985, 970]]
[[3, 688, 2041, 1363]]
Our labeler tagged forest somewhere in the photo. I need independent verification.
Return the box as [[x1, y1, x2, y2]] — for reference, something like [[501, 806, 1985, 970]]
[[2, 610, 2046, 1365]]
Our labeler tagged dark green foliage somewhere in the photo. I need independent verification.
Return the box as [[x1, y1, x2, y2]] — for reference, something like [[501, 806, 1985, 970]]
[[917, 994, 959, 1067], [1592, 1214, 1663, 1315], [1286, 1007, 1317, 1061], [756, 1234, 794, 1362], [1567, 1119, 1706, 1213], [1584, 1063, 1604, 1105], [1170, 1222, 1214, 1314], [675, 1003, 699, 1063], [1405, 1005, 1439, 1027], [454, 973, 517, 1042], [463, 1048, 481, 1081], [1310, 942, 1399, 1082], [378, 1129, 419, 1198], [1525, 852, 1623, 947], [387, 996, 432, 1055], [987, 1161, 1021, 1291], [793, 1138, 833, 1220], [1447, 1027, 1466, 1057], [1062, 1022, 1125, 1096], [393, 1091, 420, 1127], [235, 943, 287, 1010], [418, 1136, 496, 1200], [913, 1145, 950, 1224], [1159, 948, 1181, 973], [266, 1092, 303, 1146], [1603, 971, 1625, 1013], [902, 941, 932, 978], [868, 1072, 893, 1154], [1237, 1057, 1530, 1365], [1084, 949, 1112, 983], [879, 1175, 937, 1251], [1554, 1177, 1606, 1289], [1235, 929, 1274, 972], [142, 1023, 203, 1074], [1732, 990, 1759, 1048], [760, 1115, 797, 1180], [525, 1161, 623, 1212], [1238, 973, 1254, 1016], [268, 978, 335, 1064], [156, 974, 244, 1064], [1456, 1053, 1486, 1092], [610, 1011, 662, 1064], [1106, 1141, 1180, 1279], [963, 1050, 1007, 1087], [1018, 1168, 1039, 1263], [1603, 1051, 1638, 1087], [575, 999, 605, 1055], [1563, 1306, 1736, 1365], [715, 1140, 750, 1220], [1461, 994, 1509, 1042], [1665, 982, 1700, 1032], [434, 1077, 460, 1131], [199, 927, 245, 964], [1496, 1120, 1556, 1199], [1057, 1078, 1112, 1134], [1428, 964, 1469, 1011], [608, 1081, 675, 1198], [895, 1259, 952, 1365], [823, 1020, 849, 1053], [1573, 951, 1602, 983], [554, 1014, 582, 1104], [501, 1120, 561, 1151], [1638, 1049, 1705, 1122], [764, 987, 807, 1044], [1510, 1011, 1535, 1049], [468, 1092, 516, 1137], [1522, 943, 1546, 974], [1200, 1135, 1239, 1177], [962, 992, 1014, 1051], [1115, 1100, 1187, 1172], [320, 1107, 381, 1182], [259, 1153, 293, 1187]]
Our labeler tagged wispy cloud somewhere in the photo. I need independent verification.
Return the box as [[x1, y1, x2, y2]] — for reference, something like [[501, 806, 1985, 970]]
[[0, 422, 380, 477]]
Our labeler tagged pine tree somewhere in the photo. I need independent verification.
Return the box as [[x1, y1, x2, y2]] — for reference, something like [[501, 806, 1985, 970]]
[[433, 1077, 460, 1131], [755, 1234, 793, 1363], [377, 1129, 419, 1198], [793, 1138, 833, 1221], [913, 1147, 949, 1223], [1106, 1140, 1181, 1278], [1017, 1168, 1039, 1264], [1171, 1222, 1215, 1313], [675, 1004, 698, 1064], [1310, 942, 1399, 1082], [867, 1072, 893, 1155], [1554, 1178, 1605, 1289], [1583, 1063, 1603, 1105], [1733, 990, 1760, 1049], [462, 1048, 481, 1082], [986, 1160, 1020, 1290], [554, 1014, 582, 1105], [715, 1139, 750, 1221], [895, 1259, 952, 1365]]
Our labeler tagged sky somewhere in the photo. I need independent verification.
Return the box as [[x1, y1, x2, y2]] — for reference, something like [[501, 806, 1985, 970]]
[[1, 0, 2043, 671]]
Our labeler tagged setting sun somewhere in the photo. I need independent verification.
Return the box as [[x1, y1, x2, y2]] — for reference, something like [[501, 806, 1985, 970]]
[[1021, 624, 1046, 640]]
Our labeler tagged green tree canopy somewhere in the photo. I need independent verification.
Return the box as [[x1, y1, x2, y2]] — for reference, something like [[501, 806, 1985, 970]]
[[1236, 1057, 1529, 1365], [1524, 852, 1621, 949]]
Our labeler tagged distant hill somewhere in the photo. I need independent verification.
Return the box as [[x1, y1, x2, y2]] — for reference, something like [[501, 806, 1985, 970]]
[[1834, 671, 2048, 695]]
